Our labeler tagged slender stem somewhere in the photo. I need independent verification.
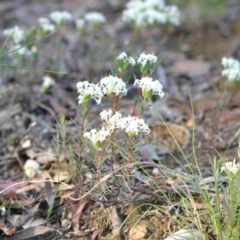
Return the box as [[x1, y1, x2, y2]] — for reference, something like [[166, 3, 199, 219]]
[[132, 88, 142, 116], [115, 95, 119, 109], [110, 134, 114, 171], [79, 102, 89, 149], [72, 102, 88, 202], [80, 116, 85, 148], [95, 139, 109, 185], [124, 137, 134, 178], [95, 150, 101, 182]]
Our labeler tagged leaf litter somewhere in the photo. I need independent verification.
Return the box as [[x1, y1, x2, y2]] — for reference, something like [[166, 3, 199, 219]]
[[0, 1, 240, 240]]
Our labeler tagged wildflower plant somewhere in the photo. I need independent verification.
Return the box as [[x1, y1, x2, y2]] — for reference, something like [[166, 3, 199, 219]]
[[84, 12, 106, 30], [40, 75, 55, 96], [122, 0, 181, 33], [221, 57, 240, 83], [137, 52, 159, 75], [75, 18, 85, 36], [3, 26, 25, 44], [37, 18, 56, 36], [134, 76, 164, 102], [76, 52, 164, 189], [114, 52, 136, 76], [99, 75, 127, 99], [49, 11, 72, 27]]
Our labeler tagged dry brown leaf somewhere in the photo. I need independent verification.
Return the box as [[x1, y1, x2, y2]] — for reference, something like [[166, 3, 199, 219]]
[[53, 170, 70, 182], [72, 200, 89, 232], [164, 229, 204, 240], [172, 60, 211, 78], [147, 121, 190, 152], [3, 226, 56, 240], [111, 206, 122, 235]]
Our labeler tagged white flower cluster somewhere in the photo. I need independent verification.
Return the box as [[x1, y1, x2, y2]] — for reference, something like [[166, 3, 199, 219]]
[[3, 26, 25, 44], [76, 81, 103, 105], [76, 18, 85, 30], [221, 57, 240, 81], [50, 11, 72, 25], [85, 111, 150, 148], [38, 17, 56, 33], [42, 75, 55, 89], [76, 76, 128, 104], [14, 44, 31, 56], [84, 127, 110, 149], [134, 77, 164, 99], [100, 110, 150, 136], [84, 12, 106, 25], [2, 26, 33, 57], [99, 75, 127, 97], [117, 52, 136, 66], [119, 116, 150, 137], [137, 53, 157, 67], [221, 159, 240, 175], [122, 0, 181, 28], [100, 110, 122, 132], [87, 110, 150, 146]]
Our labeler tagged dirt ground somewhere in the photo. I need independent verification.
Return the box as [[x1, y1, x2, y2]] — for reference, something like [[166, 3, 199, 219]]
[[0, 0, 240, 239]]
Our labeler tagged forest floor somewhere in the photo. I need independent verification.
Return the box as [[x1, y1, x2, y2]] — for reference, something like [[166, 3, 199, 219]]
[[0, 1, 240, 239]]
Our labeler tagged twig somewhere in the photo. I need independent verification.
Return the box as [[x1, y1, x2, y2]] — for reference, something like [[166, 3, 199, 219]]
[[0, 180, 73, 195]]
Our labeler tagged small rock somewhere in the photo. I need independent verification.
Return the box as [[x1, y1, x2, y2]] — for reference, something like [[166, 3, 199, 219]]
[[129, 223, 147, 240]]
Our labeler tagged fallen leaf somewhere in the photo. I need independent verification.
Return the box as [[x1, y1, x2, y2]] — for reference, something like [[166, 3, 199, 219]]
[[72, 200, 88, 232], [172, 60, 211, 78], [146, 121, 190, 152], [164, 229, 204, 240]]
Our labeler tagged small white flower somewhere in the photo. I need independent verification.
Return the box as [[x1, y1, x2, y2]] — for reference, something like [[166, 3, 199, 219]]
[[122, 0, 180, 28], [117, 52, 128, 60], [84, 12, 106, 25], [222, 57, 238, 68], [38, 18, 50, 25], [13, 44, 30, 56], [100, 110, 122, 132], [76, 81, 103, 104], [99, 75, 127, 97], [42, 75, 55, 88], [24, 159, 41, 178], [134, 77, 164, 99], [221, 57, 240, 81], [50, 11, 72, 25], [137, 53, 157, 67], [165, 5, 181, 26], [118, 116, 150, 137], [221, 159, 240, 174], [38, 17, 56, 32], [76, 18, 85, 29], [117, 52, 136, 66], [84, 127, 110, 149], [128, 57, 136, 66], [3, 26, 25, 44]]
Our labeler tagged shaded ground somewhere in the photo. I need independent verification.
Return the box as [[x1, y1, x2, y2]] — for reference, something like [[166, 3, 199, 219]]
[[0, 0, 240, 239]]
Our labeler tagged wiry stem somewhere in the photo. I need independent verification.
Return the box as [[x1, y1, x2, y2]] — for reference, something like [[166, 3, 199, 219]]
[[132, 88, 142, 116], [95, 150, 101, 182], [124, 136, 134, 178]]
